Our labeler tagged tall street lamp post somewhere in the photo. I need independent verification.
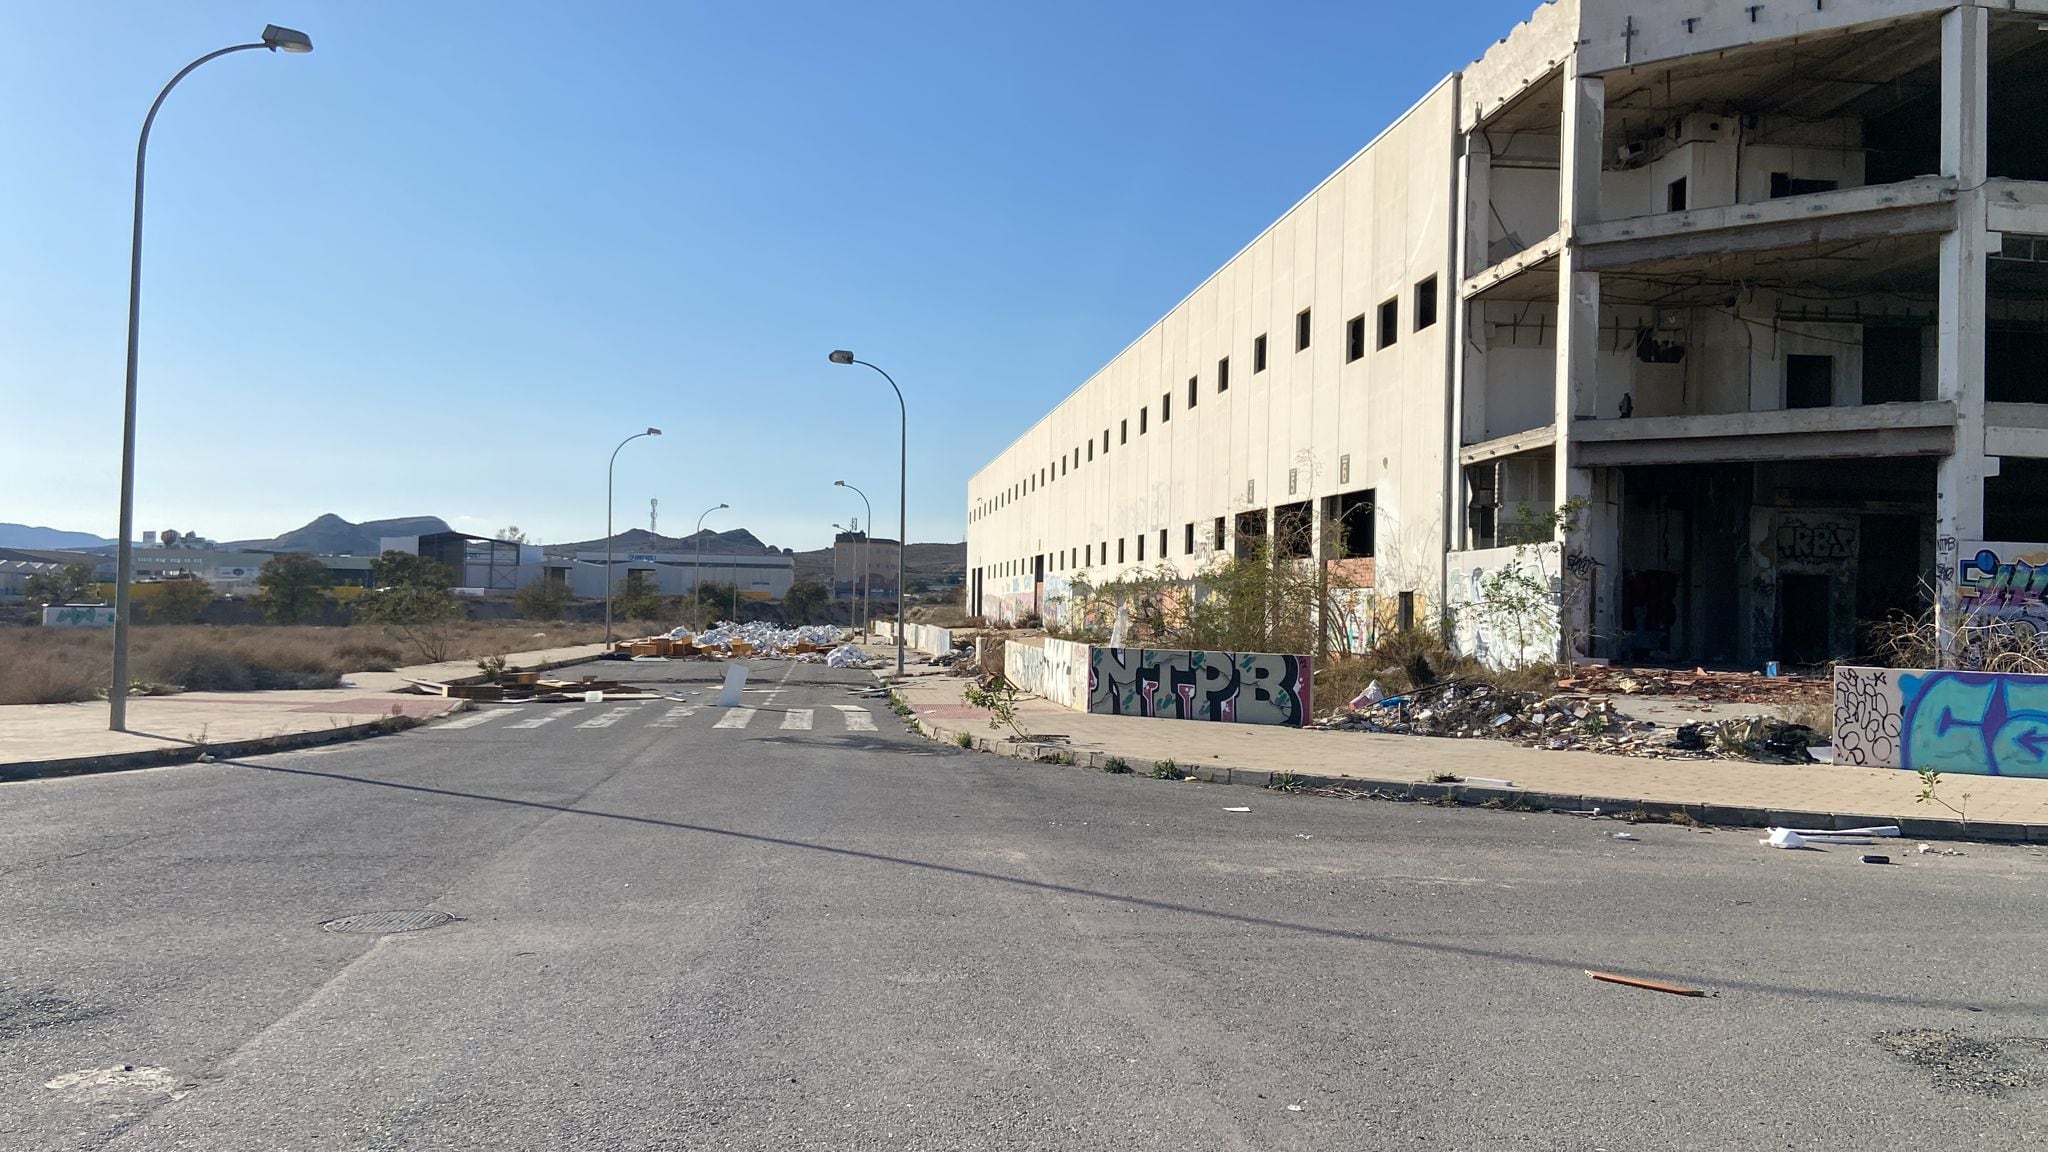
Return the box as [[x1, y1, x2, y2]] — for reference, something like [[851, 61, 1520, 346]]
[[834, 479, 872, 634], [827, 352, 906, 676], [109, 24, 315, 733], [604, 428, 661, 648], [692, 502, 728, 631]]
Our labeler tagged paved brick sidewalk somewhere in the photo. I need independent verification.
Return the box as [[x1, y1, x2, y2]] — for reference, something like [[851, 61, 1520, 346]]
[[0, 643, 606, 771], [887, 668, 2048, 839]]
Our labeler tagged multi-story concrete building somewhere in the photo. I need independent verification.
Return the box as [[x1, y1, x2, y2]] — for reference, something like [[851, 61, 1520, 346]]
[[967, 0, 2048, 667]]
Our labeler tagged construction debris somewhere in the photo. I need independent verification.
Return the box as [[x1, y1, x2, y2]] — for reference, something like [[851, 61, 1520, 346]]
[[401, 674, 660, 702], [1556, 663, 1826, 707], [606, 622, 849, 662], [1585, 970, 1707, 998], [1314, 675, 1824, 764]]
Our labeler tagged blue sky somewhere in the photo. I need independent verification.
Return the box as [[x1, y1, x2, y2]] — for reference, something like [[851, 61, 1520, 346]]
[[2, 0, 1540, 550]]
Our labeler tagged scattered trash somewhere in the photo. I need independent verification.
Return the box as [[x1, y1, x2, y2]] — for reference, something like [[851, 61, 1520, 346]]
[[1294, 833, 1312, 840], [1465, 776, 1516, 788], [195, 753, 215, 763], [1860, 854, 1893, 865], [629, 655, 668, 663], [1783, 824, 1899, 838], [1223, 806, 1251, 813], [1762, 827, 1809, 850], [1609, 831, 1640, 841], [717, 662, 748, 708], [1348, 680, 1384, 710], [337, 678, 357, 688], [1285, 1103, 1304, 1113], [583, 690, 603, 703], [1917, 843, 1965, 857], [1585, 969, 1706, 997], [825, 643, 880, 669]]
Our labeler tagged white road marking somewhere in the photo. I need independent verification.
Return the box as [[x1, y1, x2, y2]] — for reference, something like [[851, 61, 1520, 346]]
[[649, 705, 698, 727], [780, 708, 813, 731], [833, 705, 877, 732], [508, 707, 580, 730], [576, 707, 639, 729], [713, 707, 756, 730], [439, 709, 510, 730]]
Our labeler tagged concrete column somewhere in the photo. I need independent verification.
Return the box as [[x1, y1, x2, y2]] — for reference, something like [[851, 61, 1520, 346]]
[[1553, 65, 1605, 656], [1451, 127, 1488, 553], [1934, 4, 1991, 658]]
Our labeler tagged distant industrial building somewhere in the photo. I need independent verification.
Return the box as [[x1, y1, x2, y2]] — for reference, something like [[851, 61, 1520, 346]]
[[830, 531, 901, 601], [966, 0, 2048, 666], [563, 549, 795, 601]]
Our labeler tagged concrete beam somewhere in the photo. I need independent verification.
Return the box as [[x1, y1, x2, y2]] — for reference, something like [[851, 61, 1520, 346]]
[[1579, 198, 1956, 274], [1460, 424, 1556, 467], [1581, 177, 1956, 247], [1572, 400, 1956, 445], [1576, 425, 1954, 467], [1986, 178, 2048, 236], [1460, 232, 1562, 300]]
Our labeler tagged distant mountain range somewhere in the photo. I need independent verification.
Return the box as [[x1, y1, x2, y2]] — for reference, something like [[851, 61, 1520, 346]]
[[0, 523, 115, 550], [226, 514, 452, 555], [544, 527, 783, 556]]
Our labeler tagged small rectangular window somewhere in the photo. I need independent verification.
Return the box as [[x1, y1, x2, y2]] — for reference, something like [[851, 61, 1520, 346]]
[[1162, 392, 1171, 422], [1786, 354, 1834, 409], [1120, 420, 1127, 444], [1117, 538, 1125, 563], [1378, 298, 1399, 349], [1087, 440, 1094, 461], [1345, 314, 1365, 362], [1415, 275, 1438, 331], [1296, 309, 1312, 351], [1666, 177, 1688, 212], [1100, 540, 1107, 564], [1139, 407, 1148, 434], [1214, 517, 1226, 549], [1218, 356, 1231, 391], [1253, 335, 1267, 373], [1085, 543, 1092, 565], [1159, 528, 1167, 557], [1137, 534, 1146, 561], [1188, 376, 1199, 408], [1185, 523, 1195, 554]]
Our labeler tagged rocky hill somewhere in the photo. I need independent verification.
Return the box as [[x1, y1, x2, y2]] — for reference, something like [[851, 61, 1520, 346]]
[[544, 528, 783, 556], [227, 514, 452, 555]]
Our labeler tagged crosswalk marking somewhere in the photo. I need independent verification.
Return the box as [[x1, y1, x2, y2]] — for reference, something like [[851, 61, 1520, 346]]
[[576, 706, 640, 729], [649, 704, 697, 727], [832, 705, 877, 732], [780, 708, 813, 731], [713, 707, 756, 730], [507, 706, 580, 730], [439, 709, 507, 730]]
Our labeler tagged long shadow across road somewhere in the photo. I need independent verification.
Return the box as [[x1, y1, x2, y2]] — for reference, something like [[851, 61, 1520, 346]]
[[222, 757, 2036, 1017]]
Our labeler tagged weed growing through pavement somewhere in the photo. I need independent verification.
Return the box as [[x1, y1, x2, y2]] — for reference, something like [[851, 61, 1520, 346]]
[[954, 731, 975, 749], [961, 675, 1031, 741], [1268, 770, 1305, 793], [1916, 768, 1973, 826], [1150, 758, 1179, 779], [1103, 756, 1132, 774], [1428, 772, 1462, 784]]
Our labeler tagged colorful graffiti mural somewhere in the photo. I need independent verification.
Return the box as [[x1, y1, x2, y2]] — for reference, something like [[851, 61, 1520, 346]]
[[1086, 647, 1310, 727], [1834, 664, 2048, 777], [1959, 542, 2048, 615], [42, 604, 115, 627]]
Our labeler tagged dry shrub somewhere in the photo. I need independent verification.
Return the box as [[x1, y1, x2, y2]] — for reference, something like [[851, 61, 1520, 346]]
[[134, 633, 342, 691]]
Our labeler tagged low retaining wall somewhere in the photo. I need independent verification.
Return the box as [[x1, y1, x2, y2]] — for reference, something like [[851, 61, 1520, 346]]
[[1004, 637, 1090, 711], [870, 622, 954, 657], [1088, 647, 1311, 727], [1835, 665, 2048, 777]]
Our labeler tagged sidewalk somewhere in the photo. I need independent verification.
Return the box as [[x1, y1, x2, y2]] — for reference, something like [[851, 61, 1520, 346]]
[[886, 666, 2048, 842], [0, 643, 606, 779]]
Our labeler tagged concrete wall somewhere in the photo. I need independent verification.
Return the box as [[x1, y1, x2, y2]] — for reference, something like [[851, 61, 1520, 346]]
[[1087, 647, 1312, 727], [1445, 542, 1563, 668], [966, 75, 1460, 625], [1004, 637, 1091, 711], [1835, 664, 2048, 778], [871, 622, 954, 657]]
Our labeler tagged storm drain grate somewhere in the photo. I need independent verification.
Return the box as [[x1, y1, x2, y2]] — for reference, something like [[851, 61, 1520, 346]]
[[321, 910, 456, 935]]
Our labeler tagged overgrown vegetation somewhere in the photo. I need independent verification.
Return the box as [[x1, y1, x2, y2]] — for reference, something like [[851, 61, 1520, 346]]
[[22, 562, 99, 607], [1267, 770, 1305, 792], [1916, 768, 1973, 826], [962, 674, 1030, 740], [256, 552, 333, 624], [512, 578, 572, 621], [1103, 756, 1132, 774], [356, 551, 465, 662], [1866, 593, 2048, 674], [1049, 539, 1364, 656], [1150, 758, 1179, 779]]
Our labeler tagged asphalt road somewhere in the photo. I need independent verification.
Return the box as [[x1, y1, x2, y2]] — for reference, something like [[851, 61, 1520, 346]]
[[4, 657, 2047, 1150]]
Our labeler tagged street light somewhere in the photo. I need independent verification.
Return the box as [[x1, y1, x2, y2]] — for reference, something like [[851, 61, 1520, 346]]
[[828, 351, 906, 676], [604, 428, 662, 648], [109, 25, 315, 732], [692, 502, 728, 630], [834, 479, 872, 634]]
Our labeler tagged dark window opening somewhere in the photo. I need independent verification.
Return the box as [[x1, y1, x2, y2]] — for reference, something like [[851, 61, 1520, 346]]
[[1087, 440, 1094, 461], [1862, 325, 1923, 404], [1377, 298, 1399, 349], [1120, 420, 1127, 444], [1139, 407, 1148, 434], [1786, 354, 1834, 409], [1085, 543, 1092, 565], [1188, 375, 1199, 408], [1218, 356, 1231, 391], [1296, 309, 1312, 351], [1769, 173, 1839, 198], [1275, 501, 1313, 560], [1989, 324, 2048, 403], [1778, 574, 1834, 665], [1159, 528, 1167, 557], [1397, 591, 1416, 633], [1184, 523, 1195, 554], [1414, 275, 1438, 331], [1137, 534, 1145, 562], [1666, 177, 1688, 212], [1345, 314, 1365, 362], [1233, 510, 1267, 558], [1162, 392, 1171, 422], [1323, 489, 1376, 558], [1988, 458, 2048, 542], [1252, 335, 1267, 373], [1213, 517, 1226, 550], [1117, 538, 1125, 563]]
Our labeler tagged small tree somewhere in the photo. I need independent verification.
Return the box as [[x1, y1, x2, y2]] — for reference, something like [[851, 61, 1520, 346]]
[[495, 526, 529, 544], [256, 552, 332, 624], [616, 583, 667, 622], [513, 577, 572, 621], [782, 579, 830, 623], [683, 582, 737, 629], [24, 562, 99, 607], [357, 584, 466, 662], [143, 574, 213, 624]]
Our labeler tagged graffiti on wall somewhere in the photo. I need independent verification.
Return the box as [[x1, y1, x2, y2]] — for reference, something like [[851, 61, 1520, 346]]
[[1959, 543, 2048, 614], [1087, 647, 1310, 727], [1833, 664, 2048, 777], [1774, 517, 1857, 565], [1003, 637, 1089, 711], [42, 605, 115, 627]]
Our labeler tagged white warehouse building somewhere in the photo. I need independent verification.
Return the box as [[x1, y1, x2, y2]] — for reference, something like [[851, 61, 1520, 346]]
[[967, 0, 2048, 668]]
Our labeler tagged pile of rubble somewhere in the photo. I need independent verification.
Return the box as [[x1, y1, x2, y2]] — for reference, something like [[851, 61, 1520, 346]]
[[401, 671, 659, 702], [1317, 678, 1821, 762], [1555, 663, 1827, 707], [610, 622, 847, 660]]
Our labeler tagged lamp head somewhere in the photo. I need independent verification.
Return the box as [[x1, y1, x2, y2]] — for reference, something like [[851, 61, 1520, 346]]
[[261, 24, 313, 52], [828, 350, 855, 365], [834, 479, 847, 487], [718, 502, 729, 510], [646, 427, 662, 436]]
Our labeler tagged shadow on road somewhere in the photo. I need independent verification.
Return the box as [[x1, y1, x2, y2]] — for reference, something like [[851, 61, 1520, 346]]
[[219, 757, 2032, 1017]]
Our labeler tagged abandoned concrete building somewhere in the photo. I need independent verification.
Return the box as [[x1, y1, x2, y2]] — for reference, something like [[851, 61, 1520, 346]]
[[965, 0, 2048, 668]]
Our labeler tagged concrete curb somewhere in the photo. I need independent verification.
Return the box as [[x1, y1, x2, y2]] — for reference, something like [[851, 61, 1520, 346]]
[[0, 714, 428, 785], [0, 649, 609, 786], [888, 689, 2035, 846]]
